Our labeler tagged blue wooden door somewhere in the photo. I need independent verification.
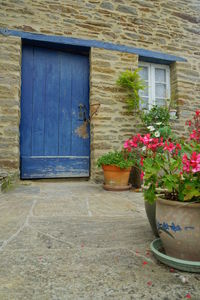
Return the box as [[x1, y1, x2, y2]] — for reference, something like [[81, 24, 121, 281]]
[[20, 45, 90, 178]]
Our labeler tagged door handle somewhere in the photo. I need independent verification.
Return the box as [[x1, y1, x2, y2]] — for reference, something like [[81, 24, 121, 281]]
[[78, 103, 88, 121]]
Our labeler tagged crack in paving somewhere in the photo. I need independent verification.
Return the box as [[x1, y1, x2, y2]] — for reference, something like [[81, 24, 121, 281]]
[[0, 198, 38, 252], [86, 197, 92, 217], [27, 224, 74, 248]]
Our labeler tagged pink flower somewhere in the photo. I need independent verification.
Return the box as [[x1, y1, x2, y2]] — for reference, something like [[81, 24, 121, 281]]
[[186, 120, 192, 126], [190, 152, 200, 173], [190, 129, 200, 142], [140, 171, 144, 180], [182, 154, 190, 173], [124, 140, 131, 152], [130, 138, 138, 148], [142, 134, 152, 145], [182, 152, 200, 173], [164, 141, 175, 152], [175, 143, 182, 155]]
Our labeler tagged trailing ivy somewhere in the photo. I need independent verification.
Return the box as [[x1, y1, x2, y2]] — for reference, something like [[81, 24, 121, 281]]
[[116, 68, 146, 112]]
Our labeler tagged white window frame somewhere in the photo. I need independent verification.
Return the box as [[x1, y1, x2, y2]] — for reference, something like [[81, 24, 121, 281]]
[[138, 62, 170, 110]]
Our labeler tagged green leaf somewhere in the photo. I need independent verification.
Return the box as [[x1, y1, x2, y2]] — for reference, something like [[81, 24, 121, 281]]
[[162, 174, 179, 192], [184, 189, 200, 201], [144, 184, 156, 204]]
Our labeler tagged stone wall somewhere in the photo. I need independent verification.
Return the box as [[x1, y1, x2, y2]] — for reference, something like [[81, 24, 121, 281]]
[[0, 35, 21, 178], [90, 48, 139, 181], [170, 61, 200, 136], [0, 0, 199, 180]]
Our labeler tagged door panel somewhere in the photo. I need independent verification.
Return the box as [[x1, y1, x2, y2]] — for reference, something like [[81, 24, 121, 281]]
[[32, 47, 46, 156], [20, 45, 90, 178]]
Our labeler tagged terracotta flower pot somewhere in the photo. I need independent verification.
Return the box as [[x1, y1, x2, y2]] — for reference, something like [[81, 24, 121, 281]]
[[102, 165, 131, 191], [156, 197, 200, 261]]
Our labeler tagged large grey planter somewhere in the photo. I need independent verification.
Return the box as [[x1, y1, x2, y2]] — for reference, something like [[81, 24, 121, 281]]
[[144, 200, 159, 237]]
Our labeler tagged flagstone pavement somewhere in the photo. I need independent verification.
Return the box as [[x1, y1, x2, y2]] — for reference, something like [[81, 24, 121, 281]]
[[0, 180, 199, 300]]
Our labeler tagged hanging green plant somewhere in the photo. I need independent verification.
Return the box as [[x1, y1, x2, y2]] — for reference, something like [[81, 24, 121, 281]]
[[116, 68, 146, 112]]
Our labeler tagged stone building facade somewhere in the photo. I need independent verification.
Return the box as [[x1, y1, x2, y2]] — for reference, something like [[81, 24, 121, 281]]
[[0, 0, 199, 181]]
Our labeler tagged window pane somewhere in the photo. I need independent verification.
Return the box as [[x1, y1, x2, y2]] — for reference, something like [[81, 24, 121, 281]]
[[155, 98, 166, 106], [141, 97, 148, 110], [155, 68, 166, 82], [155, 83, 166, 98], [140, 86, 148, 97], [139, 66, 148, 80]]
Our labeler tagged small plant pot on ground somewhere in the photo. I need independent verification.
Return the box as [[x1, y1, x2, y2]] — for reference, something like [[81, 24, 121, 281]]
[[97, 151, 136, 191], [129, 166, 142, 188], [156, 197, 200, 261], [102, 165, 132, 191]]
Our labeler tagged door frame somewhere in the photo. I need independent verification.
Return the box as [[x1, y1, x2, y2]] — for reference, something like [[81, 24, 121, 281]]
[[20, 39, 91, 178]]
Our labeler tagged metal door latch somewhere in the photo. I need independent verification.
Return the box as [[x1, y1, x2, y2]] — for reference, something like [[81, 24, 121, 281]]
[[78, 103, 87, 121]]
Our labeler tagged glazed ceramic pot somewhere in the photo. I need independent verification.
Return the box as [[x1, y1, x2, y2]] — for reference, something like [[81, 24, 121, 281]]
[[144, 201, 159, 237], [102, 165, 131, 191], [156, 197, 200, 261]]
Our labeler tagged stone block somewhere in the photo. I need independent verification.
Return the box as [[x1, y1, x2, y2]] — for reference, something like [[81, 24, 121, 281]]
[[0, 35, 21, 178]]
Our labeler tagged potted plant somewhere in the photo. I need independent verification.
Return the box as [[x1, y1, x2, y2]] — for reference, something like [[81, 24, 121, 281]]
[[124, 103, 172, 236], [124, 132, 164, 236], [140, 105, 173, 236], [97, 150, 136, 191], [139, 110, 200, 261]]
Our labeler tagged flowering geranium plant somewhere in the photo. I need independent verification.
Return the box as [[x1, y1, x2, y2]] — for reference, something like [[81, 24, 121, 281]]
[[186, 109, 200, 143], [124, 110, 200, 204]]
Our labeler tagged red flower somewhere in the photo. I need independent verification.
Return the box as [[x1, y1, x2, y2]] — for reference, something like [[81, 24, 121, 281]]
[[196, 110, 200, 116], [164, 141, 175, 152], [182, 154, 190, 173], [190, 129, 200, 142], [185, 293, 191, 299], [182, 152, 200, 173]]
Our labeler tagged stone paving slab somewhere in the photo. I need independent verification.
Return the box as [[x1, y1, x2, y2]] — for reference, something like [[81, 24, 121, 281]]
[[0, 181, 200, 299]]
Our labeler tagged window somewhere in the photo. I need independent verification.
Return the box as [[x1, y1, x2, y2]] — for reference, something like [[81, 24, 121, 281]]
[[139, 62, 170, 110]]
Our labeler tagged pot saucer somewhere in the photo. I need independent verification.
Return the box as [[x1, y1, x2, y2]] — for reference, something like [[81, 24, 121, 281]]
[[151, 238, 200, 273], [103, 183, 132, 191]]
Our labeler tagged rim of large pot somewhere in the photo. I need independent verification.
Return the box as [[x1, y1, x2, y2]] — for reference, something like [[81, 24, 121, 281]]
[[157, 196, 200, 208], [102, 165, 132, 171]]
